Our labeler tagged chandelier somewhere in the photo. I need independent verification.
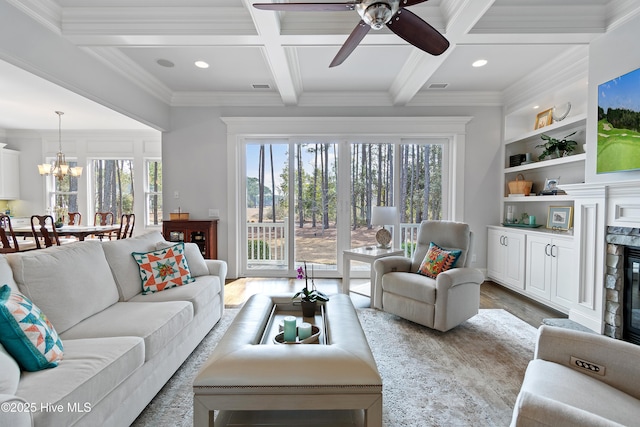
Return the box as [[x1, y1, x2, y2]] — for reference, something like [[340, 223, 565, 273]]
[[37, 111, 83, 181]]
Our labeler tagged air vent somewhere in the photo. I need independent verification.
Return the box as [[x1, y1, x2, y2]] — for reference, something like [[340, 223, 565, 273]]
[[428, 83, 448, 89], [252, 84, 271, 89]]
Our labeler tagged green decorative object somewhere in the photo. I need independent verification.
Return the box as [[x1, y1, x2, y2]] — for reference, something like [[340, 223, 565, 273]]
[[536, 131, 577, 160]]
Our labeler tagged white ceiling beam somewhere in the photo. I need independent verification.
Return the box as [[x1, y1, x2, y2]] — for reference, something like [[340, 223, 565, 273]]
[[390, 0, 496, 106], [244, 0, 299, 106]]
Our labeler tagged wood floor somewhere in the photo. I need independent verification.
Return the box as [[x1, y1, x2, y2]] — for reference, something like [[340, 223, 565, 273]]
[[224, 278, 566, 328]]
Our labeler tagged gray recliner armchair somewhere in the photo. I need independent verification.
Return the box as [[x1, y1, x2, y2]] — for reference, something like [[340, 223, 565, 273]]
[[373, 220, 484, 332]]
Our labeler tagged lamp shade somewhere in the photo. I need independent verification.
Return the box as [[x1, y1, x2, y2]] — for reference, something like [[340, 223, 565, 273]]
[[371, 206, 397, 226]]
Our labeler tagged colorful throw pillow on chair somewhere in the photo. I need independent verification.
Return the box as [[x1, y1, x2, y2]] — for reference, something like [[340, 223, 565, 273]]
[[0, 284, 64, 371], [417, 242, 462, 278], [132, 242, 195, 294]]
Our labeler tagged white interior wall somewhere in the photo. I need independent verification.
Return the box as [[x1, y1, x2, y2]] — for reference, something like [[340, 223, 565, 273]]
[[162, 105, 502, 278], [587, 12, 640, 184]]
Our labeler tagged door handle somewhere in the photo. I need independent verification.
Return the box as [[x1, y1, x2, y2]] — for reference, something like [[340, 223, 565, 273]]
[[545, 244, 551, 256], [551, 245, 557, 258]]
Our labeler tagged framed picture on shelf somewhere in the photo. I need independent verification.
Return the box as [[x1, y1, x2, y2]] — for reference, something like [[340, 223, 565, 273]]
[[543, 177, 560, 191], [534, 108, 553, 130], [547, 206, 573, 230]]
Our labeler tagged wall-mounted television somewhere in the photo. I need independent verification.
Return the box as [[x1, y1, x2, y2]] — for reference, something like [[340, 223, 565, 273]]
[[597, 66, 640, 174]]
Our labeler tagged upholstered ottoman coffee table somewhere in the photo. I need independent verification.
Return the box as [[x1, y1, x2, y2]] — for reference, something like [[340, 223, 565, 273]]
[[193, 293, 382, 427]]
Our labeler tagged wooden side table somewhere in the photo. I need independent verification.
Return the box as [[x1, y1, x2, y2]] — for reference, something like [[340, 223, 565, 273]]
[[342, 246, 404, 307], [162, 219, 218, 259]]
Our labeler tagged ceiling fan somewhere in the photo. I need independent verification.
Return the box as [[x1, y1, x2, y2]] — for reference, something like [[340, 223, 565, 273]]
[[253, 0, 450, 67]]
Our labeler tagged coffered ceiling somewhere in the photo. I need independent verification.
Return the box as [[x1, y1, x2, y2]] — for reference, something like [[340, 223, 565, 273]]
[[1, 0, 640, 129]]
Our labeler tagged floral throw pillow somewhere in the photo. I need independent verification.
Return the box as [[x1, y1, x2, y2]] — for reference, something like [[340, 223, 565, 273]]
[[0, 284, 64, 371], [417, 242, 462, 278], [132, 242, 195, 294]]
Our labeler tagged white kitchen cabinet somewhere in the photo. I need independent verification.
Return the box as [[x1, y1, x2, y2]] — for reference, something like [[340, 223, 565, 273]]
[[0, 144, 20, 200], [526, 234, 575, 307], [487, 227, 526, 290]]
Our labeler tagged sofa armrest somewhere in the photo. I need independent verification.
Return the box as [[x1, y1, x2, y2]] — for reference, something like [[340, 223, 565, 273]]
[[434, 267, 484, 292], [511, 390, 625, 427], [0, 395, 33, 427], [204, 260, 227, 284], [535, 325, 640, 400], [372, 256, 412, 309]]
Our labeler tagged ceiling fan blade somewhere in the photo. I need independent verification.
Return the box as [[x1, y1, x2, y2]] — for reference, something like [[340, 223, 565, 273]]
[[386, 8, 449, 56], [329, 20, 370, 67], [399, 0, 430, 6], [253, 2, 357, 12]]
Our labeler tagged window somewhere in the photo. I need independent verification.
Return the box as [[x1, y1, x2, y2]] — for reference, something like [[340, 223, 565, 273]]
[[145, 159, 162, 226], [48, 160, 80, 222], [91, 159, 134, 222]]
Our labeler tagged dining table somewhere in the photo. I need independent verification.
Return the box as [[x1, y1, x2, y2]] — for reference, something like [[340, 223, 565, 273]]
[[13, 225, 121, 241]]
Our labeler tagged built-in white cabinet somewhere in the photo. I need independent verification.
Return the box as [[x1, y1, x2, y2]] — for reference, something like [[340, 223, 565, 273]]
[[526, 234, 575, 309], [0, 144, 20, 200], [487, 227, 526, 290]]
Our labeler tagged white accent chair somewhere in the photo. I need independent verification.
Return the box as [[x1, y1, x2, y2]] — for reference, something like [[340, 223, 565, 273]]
[[373, 220, 484, 332]]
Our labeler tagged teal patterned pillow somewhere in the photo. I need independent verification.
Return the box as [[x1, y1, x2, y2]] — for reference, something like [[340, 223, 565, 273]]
[[132, 242, 195, 294], [417, 242, 462, 278], [0, 284, 64, 371]]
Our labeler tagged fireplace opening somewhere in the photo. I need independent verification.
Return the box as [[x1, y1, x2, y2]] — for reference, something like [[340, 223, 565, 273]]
[[624, 246, 640, 345]]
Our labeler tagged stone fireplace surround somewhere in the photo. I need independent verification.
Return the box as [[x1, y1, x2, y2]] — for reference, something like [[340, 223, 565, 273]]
[[605, 227, 640, 339]]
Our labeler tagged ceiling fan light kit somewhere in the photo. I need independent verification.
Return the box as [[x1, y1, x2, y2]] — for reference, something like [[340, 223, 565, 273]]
[[253, 0, 449, 67]]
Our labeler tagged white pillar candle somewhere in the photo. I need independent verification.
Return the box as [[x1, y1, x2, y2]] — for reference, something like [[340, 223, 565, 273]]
[[283, 316, 297, 342], [298, 322, 312, 340]]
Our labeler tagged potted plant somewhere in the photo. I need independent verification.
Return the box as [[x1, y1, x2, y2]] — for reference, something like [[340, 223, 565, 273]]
[[536, 131, 578, 160], [293, 262, 329, 317]]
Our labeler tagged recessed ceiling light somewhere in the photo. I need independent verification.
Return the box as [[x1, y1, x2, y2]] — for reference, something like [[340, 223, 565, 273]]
[[195, 61, 209, 69], [533, 105, 540, 109], [472, 59, 488, 68], [156, 59, 175, 68]]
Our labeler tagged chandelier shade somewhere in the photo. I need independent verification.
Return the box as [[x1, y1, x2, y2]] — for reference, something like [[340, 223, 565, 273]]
[[38, 111, 83, 180]]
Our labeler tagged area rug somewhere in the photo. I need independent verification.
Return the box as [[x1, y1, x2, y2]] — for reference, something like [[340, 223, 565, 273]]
[[132, 308, 537, 427]]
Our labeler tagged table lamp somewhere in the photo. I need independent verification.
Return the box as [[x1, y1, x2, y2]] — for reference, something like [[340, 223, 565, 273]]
[[371, 206, 397, 249]]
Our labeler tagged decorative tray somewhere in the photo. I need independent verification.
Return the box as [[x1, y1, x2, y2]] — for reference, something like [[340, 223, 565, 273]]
[[502, 223, 543, 228], [273, 325, 321, 344]]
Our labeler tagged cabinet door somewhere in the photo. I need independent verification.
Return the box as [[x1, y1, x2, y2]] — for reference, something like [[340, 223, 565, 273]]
[[527, 235, 552, 300], [503, 231, 525, 290], [550, 238, 576, 306], [487, 228, 505, 280], [0, 149, 20, 200]]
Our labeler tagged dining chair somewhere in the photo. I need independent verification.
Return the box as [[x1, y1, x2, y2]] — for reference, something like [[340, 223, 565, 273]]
[[31, 215, 61, 249], [0, 213, 19, 253], [117, 213, 135, 239], [93, 211, 115, 240], [67, 212, 81, 226]]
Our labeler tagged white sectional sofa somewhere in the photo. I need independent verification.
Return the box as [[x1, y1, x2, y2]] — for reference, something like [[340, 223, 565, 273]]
[[0, 231, 226, 427]]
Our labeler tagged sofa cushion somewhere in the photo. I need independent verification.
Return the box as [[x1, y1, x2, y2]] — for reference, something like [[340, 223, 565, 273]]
[[129, 275, 220, 316], [132, 242, 195, 294], [514, 359, 640, 426], [60, 301, 193, 361], [0, 255, 18, 293], [382, 271, 436, 304], [6, 241, 119, 334], [0, 285, 64, 371], [17, 336, 144, 427], [0, 343, 20, 394], [156, 241, 209, 277], [417, 242, 461, 278], [101, 231, 167, 301]]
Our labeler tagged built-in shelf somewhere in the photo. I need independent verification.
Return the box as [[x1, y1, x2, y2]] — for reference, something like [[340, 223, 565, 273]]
[[504, 113, 587, 145], [505, 153, 586, 174], [502, 194, 575, 202]]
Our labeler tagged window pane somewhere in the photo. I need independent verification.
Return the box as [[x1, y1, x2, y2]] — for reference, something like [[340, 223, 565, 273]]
[[146, 160, 162, 226], [350, 143, 394, 249], [92, 159, 134, 219], [399, 143, 443, 223]]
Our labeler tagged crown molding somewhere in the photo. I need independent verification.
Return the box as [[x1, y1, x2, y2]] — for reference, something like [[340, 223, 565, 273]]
[[409, 91, 503, 107], [5, 0, 61, 35]]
